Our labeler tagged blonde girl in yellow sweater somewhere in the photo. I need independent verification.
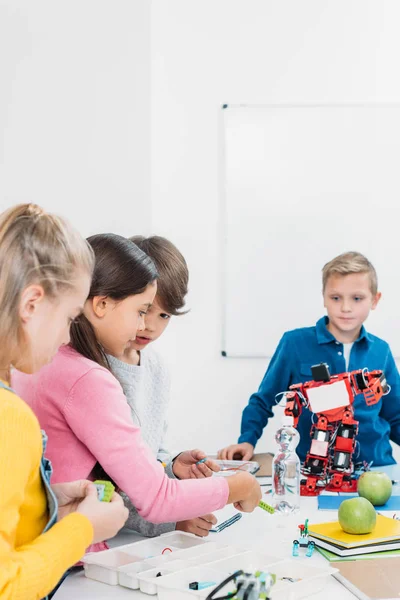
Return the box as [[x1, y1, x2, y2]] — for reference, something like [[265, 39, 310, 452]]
[[0, 204, 128, 600]]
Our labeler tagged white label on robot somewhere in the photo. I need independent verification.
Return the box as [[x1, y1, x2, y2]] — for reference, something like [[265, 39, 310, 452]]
[[310, 439, 329, 457], [306, 379, 349, 414]]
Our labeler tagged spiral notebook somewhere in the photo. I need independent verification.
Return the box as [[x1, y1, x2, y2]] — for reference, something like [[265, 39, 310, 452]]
[[210, 505, 242, 533]]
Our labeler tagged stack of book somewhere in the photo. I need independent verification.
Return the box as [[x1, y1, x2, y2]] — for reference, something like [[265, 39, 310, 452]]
[[308, 514, 400, 560]]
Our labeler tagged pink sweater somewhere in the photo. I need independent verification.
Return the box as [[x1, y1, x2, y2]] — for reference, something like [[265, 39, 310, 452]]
[[12, 346, 228, 523]]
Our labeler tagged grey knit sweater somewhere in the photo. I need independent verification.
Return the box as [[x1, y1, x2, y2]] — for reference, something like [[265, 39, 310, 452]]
[[107, 347, 177, 536]]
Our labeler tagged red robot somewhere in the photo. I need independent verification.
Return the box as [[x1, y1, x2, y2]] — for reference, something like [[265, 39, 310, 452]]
[[284, 363, 389, 496]]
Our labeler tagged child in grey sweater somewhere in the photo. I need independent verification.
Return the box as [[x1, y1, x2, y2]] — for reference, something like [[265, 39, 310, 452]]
[[107, 236, 217, 537]]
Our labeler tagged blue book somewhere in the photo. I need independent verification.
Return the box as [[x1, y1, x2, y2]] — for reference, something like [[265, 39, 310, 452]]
[[318, 494, 400, 511]]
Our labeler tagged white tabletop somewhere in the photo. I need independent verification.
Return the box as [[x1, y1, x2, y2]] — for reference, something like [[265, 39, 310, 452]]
[[53, 495, 359, 600]]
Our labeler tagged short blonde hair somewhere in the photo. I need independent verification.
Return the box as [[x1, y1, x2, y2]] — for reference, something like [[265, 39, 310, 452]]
[[322, 251, 378, 295], [0, 203, 94, 371]]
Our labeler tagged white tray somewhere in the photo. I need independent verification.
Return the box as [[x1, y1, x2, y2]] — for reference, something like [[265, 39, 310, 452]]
[[155, 565, 231, 600], [269, 559, 338, 600], [155, 558, 337, 600], [83, 532, 337, 599], [210, 553, 338, 600], [209, 549, 280, 572], [83, 531, 206, 586], [136, 545, 245, 595], [138, 559, 192, 595], [118, 542, 232, 590]]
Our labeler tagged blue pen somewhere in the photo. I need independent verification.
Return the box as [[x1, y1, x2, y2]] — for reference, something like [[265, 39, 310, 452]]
[[196, 457, 207, 465]]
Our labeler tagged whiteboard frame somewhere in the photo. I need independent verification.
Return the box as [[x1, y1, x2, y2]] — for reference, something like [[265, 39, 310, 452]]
[[220, 102, 400, 359]]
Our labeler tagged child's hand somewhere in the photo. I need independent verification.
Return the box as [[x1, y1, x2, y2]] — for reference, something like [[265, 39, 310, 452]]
[[176, 514, 217, 537], [77, 484, 129, 543], [217, 442, 254, 461], [233, 475, 262, 512], [53, 480, 93, 520], [172, 450, 220, 479], [226, 471, 262, 513]]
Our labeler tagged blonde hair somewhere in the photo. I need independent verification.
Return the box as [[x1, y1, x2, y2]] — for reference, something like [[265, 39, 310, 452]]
[[322, 251, 378, 295], [0, 203, 94, 371]]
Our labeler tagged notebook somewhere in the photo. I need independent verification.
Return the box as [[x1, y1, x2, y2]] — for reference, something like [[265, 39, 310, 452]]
[[210, 505, 242, 533], [252, 452, 273, 477], [317, 545, 400, 562], [311, 537, 400, 557], [308, 514, 400, 549], [333, 558, 400, 599], [318, 494, 400, 511]]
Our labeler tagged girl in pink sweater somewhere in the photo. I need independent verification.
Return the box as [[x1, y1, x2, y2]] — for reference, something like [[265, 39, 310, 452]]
[[13, 234, 261, 535]]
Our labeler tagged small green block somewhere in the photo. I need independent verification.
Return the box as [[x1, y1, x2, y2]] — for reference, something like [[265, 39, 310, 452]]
[[258, 500, 275, 514], [94, 480, 115, 502]]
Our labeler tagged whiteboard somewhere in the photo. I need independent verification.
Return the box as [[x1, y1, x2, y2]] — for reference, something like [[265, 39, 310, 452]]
[[221, 104, 400, 358]]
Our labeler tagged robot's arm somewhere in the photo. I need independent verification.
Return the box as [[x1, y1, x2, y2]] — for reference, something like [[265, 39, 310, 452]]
[[349, 369, 388, 406], [284, 388, 307, 427]]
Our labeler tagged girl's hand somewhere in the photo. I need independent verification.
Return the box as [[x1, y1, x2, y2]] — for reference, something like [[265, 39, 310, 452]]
[[77, 484, 129, 544], [217, 442, 254, 461], [53, 480, 93, 520], [227, 471, 262, 512], [233, 475, 262, 512], [176, 514, 217, 537], [172, 450, 220, 479]]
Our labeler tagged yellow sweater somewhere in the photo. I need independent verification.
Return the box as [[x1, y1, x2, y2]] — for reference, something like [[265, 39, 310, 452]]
[[0, 383, 93, 599]]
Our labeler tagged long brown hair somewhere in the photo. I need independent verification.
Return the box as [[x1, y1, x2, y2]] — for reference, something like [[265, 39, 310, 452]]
[[69, 233, 158, 370], [0, 203, 93, 375]]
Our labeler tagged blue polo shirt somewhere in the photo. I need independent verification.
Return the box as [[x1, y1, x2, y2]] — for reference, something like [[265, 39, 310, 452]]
[[239, 317, 400, 465]]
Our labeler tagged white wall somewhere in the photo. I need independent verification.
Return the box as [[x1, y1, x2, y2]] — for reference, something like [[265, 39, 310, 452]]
[[0, 0, 151, 236], [1, 0, 399, 462], [150, 0, 400, 461]]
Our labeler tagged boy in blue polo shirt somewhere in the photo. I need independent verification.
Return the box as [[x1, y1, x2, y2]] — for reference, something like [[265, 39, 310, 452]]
[[219, 251, 400, 466]]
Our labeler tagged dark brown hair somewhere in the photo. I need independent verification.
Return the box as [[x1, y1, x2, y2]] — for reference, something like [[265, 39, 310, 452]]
[[130, 235, 189, 316], [70, 233, 158, 369]]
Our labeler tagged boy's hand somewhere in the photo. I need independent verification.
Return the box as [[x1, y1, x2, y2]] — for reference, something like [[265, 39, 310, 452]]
[[172, 450, 220, 479], [176, 514, 217, 537], [217, 442, 254, 461]]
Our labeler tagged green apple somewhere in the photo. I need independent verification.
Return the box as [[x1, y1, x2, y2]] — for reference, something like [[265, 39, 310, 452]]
[[357, 472, 392, 506], [338, 497, 376, 534]]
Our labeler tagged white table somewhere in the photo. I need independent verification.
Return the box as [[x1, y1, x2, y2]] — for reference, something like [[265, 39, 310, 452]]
[[53, 495, 358, 600]]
